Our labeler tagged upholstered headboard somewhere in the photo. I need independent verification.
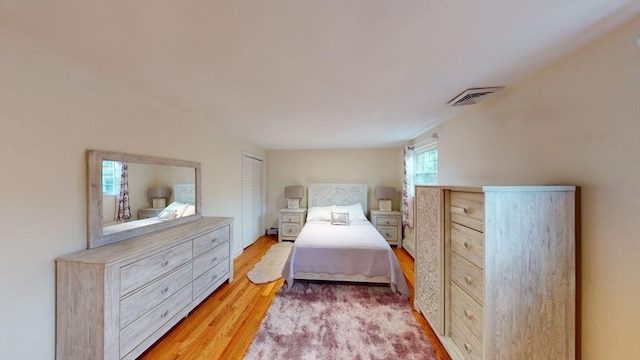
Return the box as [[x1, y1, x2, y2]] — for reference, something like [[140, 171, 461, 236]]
[[174, 184, 196, 205], [308, 183, 368, 210]]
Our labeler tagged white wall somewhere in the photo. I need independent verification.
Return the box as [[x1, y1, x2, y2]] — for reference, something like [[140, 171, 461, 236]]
[[266, 148, 403, 228], [412, 17, 639, 360], [0, 23, 265, 359]]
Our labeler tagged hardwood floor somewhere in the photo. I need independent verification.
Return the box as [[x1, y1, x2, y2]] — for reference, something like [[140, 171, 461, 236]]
[[140, 235, 450, 360]]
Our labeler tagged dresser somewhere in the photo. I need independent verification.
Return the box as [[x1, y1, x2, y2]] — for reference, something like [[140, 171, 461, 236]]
[[278, 208, 307, 242], [56, 217, 233, 360], [414, 186, 575, 360], [369, 210, 402, 246]]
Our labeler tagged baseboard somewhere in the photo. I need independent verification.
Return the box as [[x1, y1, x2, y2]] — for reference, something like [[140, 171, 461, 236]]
[[402, 239, 416, 259]]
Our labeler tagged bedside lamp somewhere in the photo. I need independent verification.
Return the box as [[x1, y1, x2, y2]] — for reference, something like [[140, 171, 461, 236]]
[[147, 187, 171, 208], [285, 186, 304, 209], [375, 187, 395, 211]]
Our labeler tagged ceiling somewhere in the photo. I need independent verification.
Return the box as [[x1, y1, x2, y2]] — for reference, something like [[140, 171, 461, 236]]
[[2, 1, 638, 149]]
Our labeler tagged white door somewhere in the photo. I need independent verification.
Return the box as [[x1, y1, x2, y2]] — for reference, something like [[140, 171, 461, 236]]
[[242, 153, 264, 248]]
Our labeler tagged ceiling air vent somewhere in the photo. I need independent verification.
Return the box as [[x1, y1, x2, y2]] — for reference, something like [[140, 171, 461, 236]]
[[448, 87, 504, 106]]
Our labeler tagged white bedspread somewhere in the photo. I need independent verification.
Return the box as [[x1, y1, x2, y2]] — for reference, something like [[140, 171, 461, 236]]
[[282, 220, 410, 297]]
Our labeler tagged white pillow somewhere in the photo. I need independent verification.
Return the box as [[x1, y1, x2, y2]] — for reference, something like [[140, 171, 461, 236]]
[[181, 204, 196, 217], [333, 203, 367, 221], [330, 212, 350, 226], [306, 206, 333, 222], [163, 201, 188, 218]]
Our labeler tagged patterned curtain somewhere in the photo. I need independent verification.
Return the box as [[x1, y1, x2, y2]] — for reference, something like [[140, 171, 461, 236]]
[[116, 162, 131, 222], [402, 146, 414, 229]]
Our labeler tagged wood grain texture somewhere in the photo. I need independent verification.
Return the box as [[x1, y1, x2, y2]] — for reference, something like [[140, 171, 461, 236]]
[[139, 235, 452, 360]]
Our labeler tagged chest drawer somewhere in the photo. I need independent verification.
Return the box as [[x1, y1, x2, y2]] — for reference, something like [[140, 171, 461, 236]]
[[120, 242, 192, 296], [193, 259, 230, 299], [377, 226, 398, 241], [281, 223, 300, 237], [451, 222, 484, 269], [451, 311, 484, 360], [193, 241, 230, 279], [193, 225, 230, 258], [120, 284, 192, 358], [451, 283, 483, 343], [120, 263, 192, 328], [451, 252, 484, 306], [375, 216, 398, 226], [281, 214, 301, 223], [450, 192, 484, 232]]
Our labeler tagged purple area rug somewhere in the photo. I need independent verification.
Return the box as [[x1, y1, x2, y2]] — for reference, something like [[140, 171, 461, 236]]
[[244, 281, 437, 360]]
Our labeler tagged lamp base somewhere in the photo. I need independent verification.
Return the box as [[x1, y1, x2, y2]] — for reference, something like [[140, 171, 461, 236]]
[[287, 199, 300, 209], [378, 200, 392, 211]]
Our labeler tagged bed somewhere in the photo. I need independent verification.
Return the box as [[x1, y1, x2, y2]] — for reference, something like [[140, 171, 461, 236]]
[[282, 183, 410, 296], [103, 184, 196, 236]]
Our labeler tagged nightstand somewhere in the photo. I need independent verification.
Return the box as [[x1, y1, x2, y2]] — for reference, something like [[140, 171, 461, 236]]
[[370, 210, 402, 246], [138, 207, 163, 219], [278, 208, 307, 242]]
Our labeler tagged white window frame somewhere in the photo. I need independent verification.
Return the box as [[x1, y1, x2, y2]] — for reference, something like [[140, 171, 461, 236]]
[[102, 160, 121, 195], [413, 139, 438, 188]]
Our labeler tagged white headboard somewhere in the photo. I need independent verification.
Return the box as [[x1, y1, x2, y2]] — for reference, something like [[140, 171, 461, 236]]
[[174, 184, 196, 205], [308, 183, 368, 210]]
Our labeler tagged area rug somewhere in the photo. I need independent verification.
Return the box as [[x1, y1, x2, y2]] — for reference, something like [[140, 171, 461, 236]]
[[244, 281, 437, 360], [247, 242, 294, 284]]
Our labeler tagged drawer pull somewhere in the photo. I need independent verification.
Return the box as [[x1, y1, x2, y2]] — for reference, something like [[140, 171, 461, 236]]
[[212, 256, 218, 263], [161, 286, 169, 294], [161, 260, 169, 267], [161, 310, 169, 318], [385, 220, 390, 225], [463, 342, 473, 353], [211, 237, 218, 243], [463, 241, 470, 249], [464, 275, 473, 285], [463, 309, 473, 320], [212, 274, 218, 280], [463, 207, 470, 214]]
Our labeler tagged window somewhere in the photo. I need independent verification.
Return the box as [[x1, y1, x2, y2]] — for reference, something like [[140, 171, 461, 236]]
[[102, 160, 119, 194], [414, 144, 438, 185]]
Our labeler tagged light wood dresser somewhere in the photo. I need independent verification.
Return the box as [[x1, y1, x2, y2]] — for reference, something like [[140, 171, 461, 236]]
[[369, 210, 402, 246], [414, 186, 575, 360], [278, 208, 306, 242], [56, 216, 233, 360]]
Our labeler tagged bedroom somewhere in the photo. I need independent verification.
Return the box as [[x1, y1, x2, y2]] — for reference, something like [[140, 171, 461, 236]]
[[0, 1, 638, 360]]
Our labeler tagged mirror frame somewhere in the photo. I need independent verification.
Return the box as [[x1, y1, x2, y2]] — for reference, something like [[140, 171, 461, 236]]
[[87, 149, 202, 249]]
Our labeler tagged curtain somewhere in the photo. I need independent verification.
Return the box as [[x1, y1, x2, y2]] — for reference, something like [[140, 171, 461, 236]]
[[116, 162, 131, 222], [402, 145, 414, 229]]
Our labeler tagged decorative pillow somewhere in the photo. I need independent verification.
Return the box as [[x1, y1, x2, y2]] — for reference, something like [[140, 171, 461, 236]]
[[181, 204, 196, 217], [330, 212, 350, 225], [333, 203, 367, 221], [164, 201, 188, 218], [157, 209, 177, 221], [306, 206, 333, 222]]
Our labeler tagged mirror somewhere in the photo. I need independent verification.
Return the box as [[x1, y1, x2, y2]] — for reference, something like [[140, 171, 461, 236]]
[[87, 150, 202, 249]]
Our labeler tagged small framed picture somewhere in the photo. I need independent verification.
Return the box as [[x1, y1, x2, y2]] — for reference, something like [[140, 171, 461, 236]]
[[152, 198, 167, 208], [288, 198, 300, 209], [379, 200, 392, 212]]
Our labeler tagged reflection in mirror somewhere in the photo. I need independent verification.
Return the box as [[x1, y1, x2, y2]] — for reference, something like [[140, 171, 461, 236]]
[[88, 150, 202, 249]]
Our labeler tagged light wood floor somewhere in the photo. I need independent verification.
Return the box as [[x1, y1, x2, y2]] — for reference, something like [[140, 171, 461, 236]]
[[140, 235, 451, 360]]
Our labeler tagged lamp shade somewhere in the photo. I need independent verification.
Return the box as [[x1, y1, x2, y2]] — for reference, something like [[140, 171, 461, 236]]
[[147, 187, 171, 198], [375, 187, 396, 200], [284, 186, 304, 199]]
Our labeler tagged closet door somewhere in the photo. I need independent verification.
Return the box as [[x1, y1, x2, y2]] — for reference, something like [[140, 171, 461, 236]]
[[242, 154, 264, 248]]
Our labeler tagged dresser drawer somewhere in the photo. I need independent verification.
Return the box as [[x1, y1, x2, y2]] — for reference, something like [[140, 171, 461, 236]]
[[120, 242, 192, 296], [451, 252, 484, 305], [450, 192, 484, 232], [120, 263, 192, 328], [451, 311, 483, 360], [193, 259, 229, 299], [193, 241, 230, 279], [281, 223, 300, 237], [281, 214, 301, 223], [451, 283, 483, 343], [193, 225, 230, 258], [120, 284, 192, 358], [451, 222, 484, 269], [377, 226, 398, 241], [375, 216, 398, 226]]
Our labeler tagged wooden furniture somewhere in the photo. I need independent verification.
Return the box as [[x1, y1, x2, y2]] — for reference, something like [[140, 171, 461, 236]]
[[414, 186, 575, 360], [56, 217, 233, 360], [138, 207, 163, 219], [369, 210, 402, 246], [278, 208, 306, 242]]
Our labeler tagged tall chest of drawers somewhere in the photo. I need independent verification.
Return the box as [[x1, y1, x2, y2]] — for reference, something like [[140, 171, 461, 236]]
[[414, 186, 575, 360], [56, 217, 233, 360]]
